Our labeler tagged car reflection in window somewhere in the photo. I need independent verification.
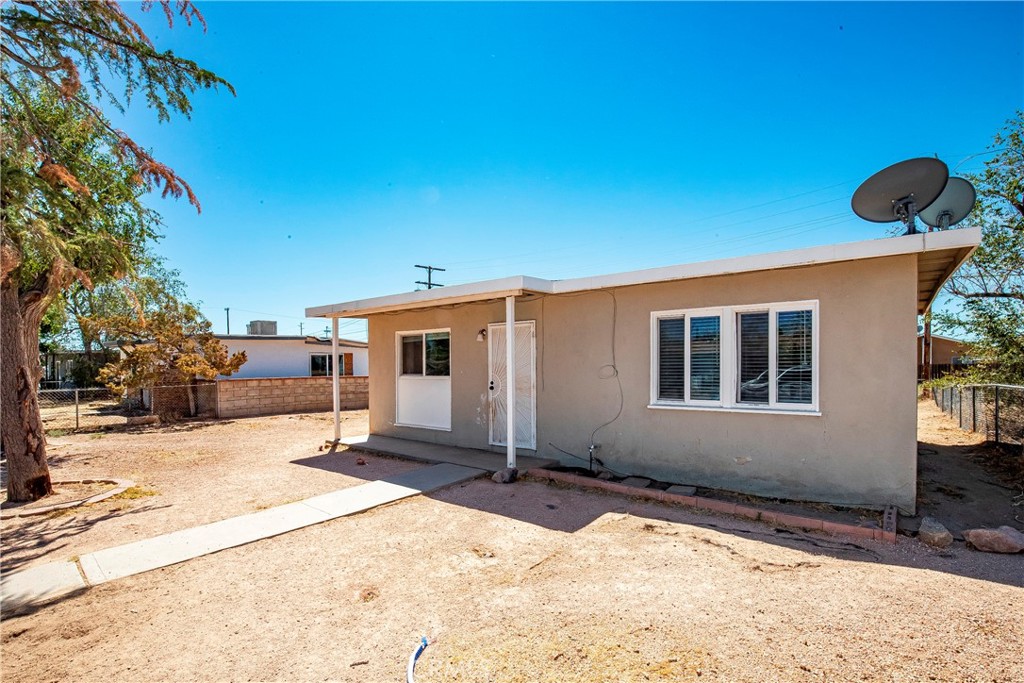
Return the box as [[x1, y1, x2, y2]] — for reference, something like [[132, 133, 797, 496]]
[[740, 365, 812, 404]]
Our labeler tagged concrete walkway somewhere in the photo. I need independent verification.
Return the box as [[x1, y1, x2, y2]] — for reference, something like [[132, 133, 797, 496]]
[[1, 463, 484, 613]]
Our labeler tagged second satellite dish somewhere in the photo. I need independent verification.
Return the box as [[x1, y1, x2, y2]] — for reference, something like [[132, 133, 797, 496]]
[[919, 177, 976, 229]]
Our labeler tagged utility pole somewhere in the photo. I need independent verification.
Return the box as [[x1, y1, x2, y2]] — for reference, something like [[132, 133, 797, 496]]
[[415, 264, 445, 289], [299, 322, 304, 335], [225, 307, 230, 335]]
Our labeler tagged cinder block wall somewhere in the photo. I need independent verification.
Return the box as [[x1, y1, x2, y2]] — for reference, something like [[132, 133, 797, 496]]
[[216, 376, 368, 418]]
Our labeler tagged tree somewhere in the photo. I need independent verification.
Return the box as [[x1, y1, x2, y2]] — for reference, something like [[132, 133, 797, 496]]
[[1, 1, 231, 501], [35, 252, 189, 387], [936, 112, 1024, 383], [97, 298, 246, 416], [65, 252, 188, 371]]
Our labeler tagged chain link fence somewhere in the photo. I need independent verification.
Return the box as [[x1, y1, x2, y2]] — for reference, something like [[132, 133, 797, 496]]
[[38, 382, 217, 435], [934, 384, 1024, 448]]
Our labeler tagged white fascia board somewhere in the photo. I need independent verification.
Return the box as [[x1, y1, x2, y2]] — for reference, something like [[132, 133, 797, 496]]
[[551, 227, 982, 294], [305, 276, 554, 318], [306, 227, 982, 317]]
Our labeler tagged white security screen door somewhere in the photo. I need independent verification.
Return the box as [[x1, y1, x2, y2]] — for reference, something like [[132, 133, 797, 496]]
[[488, 321, 536, 449]]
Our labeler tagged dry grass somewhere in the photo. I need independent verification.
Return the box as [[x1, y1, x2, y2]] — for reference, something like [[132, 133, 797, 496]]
[[109, 486, 158, 500]]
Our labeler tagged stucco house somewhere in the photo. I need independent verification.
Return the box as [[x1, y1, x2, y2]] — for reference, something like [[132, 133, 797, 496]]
[[917, 333, 970, 367], [215, 334, 368, 379], [307, 227, 980, 514]]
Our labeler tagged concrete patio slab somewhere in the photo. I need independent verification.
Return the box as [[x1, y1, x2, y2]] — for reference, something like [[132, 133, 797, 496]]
[[340, 434, 557, 471]]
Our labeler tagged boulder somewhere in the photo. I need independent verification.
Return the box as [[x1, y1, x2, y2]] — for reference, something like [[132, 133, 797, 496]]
[[596, 471, 615, 480], [963, 526, 1024, 553], [917, 517, 953, 549], [492, 467, 518, 484]]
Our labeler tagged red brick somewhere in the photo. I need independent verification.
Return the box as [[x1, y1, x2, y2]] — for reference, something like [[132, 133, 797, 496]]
[[697, 498, 737, 515]]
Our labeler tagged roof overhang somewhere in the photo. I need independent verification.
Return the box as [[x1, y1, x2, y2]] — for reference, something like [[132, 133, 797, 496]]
[[306, 227, 981, 319], [305, 276, 554, 318]]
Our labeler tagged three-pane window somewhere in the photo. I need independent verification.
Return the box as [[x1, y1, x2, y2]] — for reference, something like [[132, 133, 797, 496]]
[[652, 302, 817, 411]]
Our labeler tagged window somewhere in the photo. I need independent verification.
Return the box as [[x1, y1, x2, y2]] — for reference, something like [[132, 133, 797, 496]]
[[401, 331, 450, 376], [737, 312, 769, 404], [310, 353, 353, 377], [651, 301, 818, 412], [656, 314, 721, 403], [311, 354, 331, 377]]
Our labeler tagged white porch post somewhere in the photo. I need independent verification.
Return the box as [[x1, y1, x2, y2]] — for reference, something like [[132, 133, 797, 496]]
[[505, 295, 516, 469], [331, 317, 340, 442]]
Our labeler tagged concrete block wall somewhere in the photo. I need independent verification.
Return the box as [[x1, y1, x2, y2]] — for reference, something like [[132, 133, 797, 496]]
[[215, 376, 368, 419]]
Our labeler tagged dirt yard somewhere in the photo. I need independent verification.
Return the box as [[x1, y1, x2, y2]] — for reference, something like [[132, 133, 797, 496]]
[[2, 405, 1022, 682]]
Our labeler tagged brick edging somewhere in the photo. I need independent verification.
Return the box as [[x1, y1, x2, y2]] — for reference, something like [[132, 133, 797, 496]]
[[525, 468, 897, 544]]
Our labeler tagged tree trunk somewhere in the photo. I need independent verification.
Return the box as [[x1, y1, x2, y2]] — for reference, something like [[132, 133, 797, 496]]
[[1, 279, 53, 502]]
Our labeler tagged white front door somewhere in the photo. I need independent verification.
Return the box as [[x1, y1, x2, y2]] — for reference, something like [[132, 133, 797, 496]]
[[488, 321, 536, 449]]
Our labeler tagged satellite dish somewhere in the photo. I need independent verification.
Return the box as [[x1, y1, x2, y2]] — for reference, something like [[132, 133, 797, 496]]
[[851, 158, 949, 232], [919, 177, 976, 229]]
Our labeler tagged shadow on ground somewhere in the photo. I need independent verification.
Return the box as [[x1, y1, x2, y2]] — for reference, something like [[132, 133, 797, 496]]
[[426, 471, 1024, 588], [292, 440, 1023, 587], [0, 503, 169, 576]]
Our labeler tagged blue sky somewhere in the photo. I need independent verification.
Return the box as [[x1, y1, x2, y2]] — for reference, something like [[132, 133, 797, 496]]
[[111, 1, 1024, 341]]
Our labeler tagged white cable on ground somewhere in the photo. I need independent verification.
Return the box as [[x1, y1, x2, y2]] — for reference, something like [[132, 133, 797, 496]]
[[406, 636, 429, 683]]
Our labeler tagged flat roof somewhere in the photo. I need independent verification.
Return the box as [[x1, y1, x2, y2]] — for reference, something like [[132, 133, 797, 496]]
[[215, 334, 367, 347], [306, 227, 981, 319]]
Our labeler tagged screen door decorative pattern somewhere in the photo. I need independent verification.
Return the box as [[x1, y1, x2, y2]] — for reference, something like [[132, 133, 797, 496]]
[[488, 321, 536, 449]]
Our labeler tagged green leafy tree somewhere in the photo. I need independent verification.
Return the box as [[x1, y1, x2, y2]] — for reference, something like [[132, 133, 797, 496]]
[[936, 112, 1024, 383], [1, 1, 231, 501], [98, 299, 246, 416]]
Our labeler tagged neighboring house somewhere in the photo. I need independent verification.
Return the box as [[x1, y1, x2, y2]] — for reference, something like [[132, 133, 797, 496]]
[[917, 333, 970, 366], [39, 349, 118, 389], [307, 227, 980, 514], [215, 334, 368, 379]]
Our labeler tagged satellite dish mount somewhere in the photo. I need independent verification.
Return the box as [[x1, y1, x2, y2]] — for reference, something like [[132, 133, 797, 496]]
[[892, 194, 924, 234]]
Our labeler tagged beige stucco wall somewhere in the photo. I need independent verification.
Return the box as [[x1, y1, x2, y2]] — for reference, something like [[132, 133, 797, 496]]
[[368, 254, 919, 512]]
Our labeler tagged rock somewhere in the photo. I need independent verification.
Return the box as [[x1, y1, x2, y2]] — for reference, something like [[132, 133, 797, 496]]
[[620, 476, 652, 489], [917, 517, 953, 549], [355, 457, 366, 466], [492, 467, 518, 484], [666, 485, 697, 497], [963, 526, 1024, 553], [126, 415, 159, 426], [596, 471, 615, 480]]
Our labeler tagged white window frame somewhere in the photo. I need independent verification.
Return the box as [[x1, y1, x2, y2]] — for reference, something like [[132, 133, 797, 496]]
[[649, 300, 819, 415], [394, 328, 452, 431]]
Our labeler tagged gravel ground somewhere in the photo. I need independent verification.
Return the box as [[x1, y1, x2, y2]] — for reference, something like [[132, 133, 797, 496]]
[[1, 405, 1022, 682]]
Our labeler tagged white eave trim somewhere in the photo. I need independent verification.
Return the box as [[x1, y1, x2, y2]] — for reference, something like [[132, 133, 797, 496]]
[[306, 227, 982, 318]]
